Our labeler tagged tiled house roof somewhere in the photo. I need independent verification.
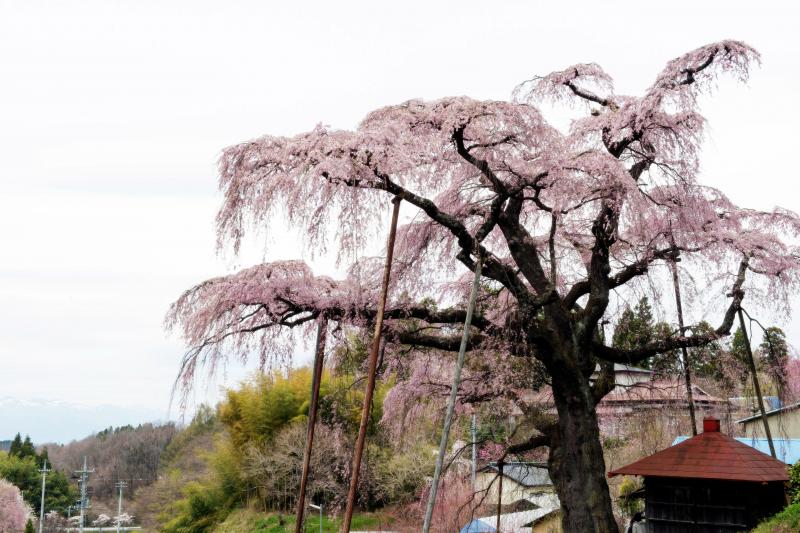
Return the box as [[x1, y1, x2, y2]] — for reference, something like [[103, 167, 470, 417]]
[[609, 419, 789, 482]]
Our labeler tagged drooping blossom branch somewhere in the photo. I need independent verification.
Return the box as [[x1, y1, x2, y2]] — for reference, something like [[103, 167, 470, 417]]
[[172, 39, 800, 400]]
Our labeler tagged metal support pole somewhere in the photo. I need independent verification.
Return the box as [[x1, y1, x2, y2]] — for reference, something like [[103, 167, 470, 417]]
[[294, 318, 328, 533], [422, 257, 482, 533], [38, 459, 49, 533], [738, 308, 776, 458], [669, 256, 698, 435], [341, 197, 401, 533]]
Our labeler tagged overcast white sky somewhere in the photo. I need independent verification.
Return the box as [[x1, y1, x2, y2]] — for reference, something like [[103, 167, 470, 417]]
[[1, 1, 799, 426]]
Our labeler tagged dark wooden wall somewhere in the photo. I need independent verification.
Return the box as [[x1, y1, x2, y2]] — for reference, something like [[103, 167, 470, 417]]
[[644, 478, 785, 533]]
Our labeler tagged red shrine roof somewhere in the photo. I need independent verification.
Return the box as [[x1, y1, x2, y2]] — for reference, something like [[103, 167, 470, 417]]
[[608, 418, 789, 482]]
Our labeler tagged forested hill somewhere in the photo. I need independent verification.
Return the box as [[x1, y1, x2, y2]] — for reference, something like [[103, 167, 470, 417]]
[[45, 423, 177, 500], [0, 440, 10, 452]]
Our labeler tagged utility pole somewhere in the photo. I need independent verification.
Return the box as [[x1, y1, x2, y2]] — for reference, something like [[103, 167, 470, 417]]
[[422, 255, 483, 533], [38, 459, 50, 533], [75, 456, 94, 533], [115, 481, 128, 533]]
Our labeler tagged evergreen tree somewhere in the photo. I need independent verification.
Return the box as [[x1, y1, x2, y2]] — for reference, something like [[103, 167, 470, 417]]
[[759, 326, 789, 395], [9, 433, 22, 457], [689, 321, 724, 380], [651, 321, 680, 376], [612, 298, 654, 350], [24, 518, 35, 533], [612, 297, 657, 368], [38, 447, 49, 469], [730, 326, 749, 363], [612, 307, 637, 347], [0, 448, 78, 513], [728, 326, 753, 386], [20, 436, 36, 459]]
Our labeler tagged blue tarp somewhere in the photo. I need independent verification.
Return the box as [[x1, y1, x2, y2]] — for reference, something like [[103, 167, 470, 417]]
[[459, 519, 496, 533], [672, 436, 800, 464]]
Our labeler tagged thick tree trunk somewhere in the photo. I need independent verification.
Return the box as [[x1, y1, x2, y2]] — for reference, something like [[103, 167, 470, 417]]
[[548, 375, 618, 533]]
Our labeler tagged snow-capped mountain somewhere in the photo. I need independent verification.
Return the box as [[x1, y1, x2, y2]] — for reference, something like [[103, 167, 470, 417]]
[[0, 397, 171, 444]]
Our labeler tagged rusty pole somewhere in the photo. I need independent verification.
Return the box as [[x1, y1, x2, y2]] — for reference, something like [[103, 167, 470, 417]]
[[294, 317, 328, 533], [669, 256, 698, 436], [340, 197, 402, 533], [738, 308, 776, 458]]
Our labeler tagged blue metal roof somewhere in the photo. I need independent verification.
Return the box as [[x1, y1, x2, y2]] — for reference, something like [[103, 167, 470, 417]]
[[673, 436, 800, 464], [459, 519, 495, 533]]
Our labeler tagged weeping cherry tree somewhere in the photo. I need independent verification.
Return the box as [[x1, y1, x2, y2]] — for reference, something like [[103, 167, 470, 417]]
[[168, 41, 800, 531]]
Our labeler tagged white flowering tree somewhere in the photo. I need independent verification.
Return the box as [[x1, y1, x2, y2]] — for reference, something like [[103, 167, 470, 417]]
[[93, 514, 112, 527], [0, 479, 30, 532], [115, 513, 134, 526]]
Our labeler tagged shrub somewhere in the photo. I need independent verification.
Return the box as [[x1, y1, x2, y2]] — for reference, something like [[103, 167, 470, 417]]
[[617, 477, 643, 518], [752, 501, 800, 533], [788, 462, 800, 503]]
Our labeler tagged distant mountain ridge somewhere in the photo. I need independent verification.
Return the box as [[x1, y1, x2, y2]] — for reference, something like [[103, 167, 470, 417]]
[[0, 396, 171, 444]]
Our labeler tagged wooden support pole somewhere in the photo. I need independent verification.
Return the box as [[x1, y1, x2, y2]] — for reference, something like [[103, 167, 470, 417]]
[[294, 317, 328, 533], [669, 257, 698, 436], [738, 308, 777, 458], [422, 256, 482, 533], [341, 197, 401, 533]]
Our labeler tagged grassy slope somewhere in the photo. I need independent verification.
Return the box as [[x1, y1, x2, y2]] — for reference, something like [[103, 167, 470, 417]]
[[752, 502, 800, 532], [212, 508, 395, 533]]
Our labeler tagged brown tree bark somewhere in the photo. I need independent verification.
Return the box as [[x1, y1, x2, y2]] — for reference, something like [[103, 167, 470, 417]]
[[548, 380, 618, 532]]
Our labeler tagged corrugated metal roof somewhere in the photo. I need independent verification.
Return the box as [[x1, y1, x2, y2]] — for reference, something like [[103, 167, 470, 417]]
[[609, 419, 789, 482], [479, 462, 552, 487], [736, 400, 800, 424], [459, 494, 560, 533]]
